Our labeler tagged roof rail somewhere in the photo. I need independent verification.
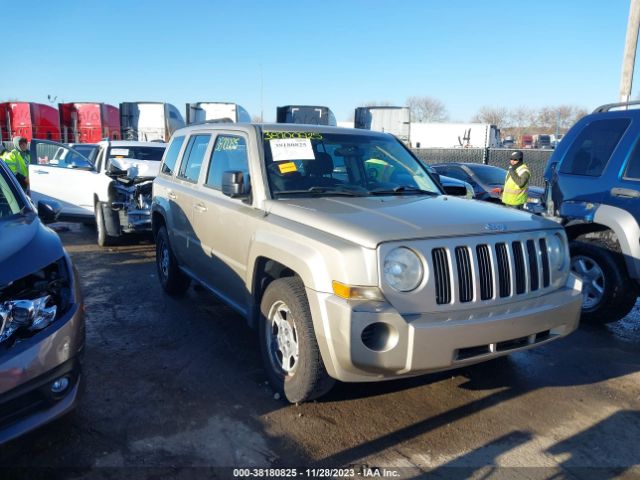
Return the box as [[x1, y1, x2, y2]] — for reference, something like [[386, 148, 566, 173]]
[[593, 100, 640, 113]]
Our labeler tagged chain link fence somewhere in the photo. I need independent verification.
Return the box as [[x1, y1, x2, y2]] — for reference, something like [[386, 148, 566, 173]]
[[412, 147, 553, 186]]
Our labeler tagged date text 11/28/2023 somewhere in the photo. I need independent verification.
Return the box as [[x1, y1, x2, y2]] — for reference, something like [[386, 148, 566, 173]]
[[232, 467, 401, 478]]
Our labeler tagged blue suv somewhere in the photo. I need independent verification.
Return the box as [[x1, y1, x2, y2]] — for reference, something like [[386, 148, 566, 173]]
[[544, 101, 640, 323]]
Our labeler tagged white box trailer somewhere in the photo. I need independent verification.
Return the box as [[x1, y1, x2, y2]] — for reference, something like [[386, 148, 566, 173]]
[[354, 106, 411, 143], [186, 102, 251, 124], [120, 102, 185, 142], [410, 122, 501, 149]]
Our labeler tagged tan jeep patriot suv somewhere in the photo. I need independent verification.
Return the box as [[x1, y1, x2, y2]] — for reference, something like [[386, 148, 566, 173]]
[[152, 123, 583, 403]]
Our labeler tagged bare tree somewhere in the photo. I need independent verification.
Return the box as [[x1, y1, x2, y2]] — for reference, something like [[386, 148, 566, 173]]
[[406, 96, 449, 122], [471, 106, 509, 126]]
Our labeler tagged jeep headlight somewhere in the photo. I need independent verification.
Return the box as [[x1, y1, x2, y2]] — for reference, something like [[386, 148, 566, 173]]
[[383, 247, 424, 292], [547, 233, 565, 270]]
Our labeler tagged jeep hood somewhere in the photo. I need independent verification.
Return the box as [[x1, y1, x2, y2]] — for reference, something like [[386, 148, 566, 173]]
[[266, 196, 560, 249], [0, 213, 65, 285]]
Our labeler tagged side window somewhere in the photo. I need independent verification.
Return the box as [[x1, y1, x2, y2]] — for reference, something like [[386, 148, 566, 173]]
[[205, 135, 248, 190], [33, 144, 91, 169], [559, 119, 630, 177], [624, 139, 640, 180], [177, 135, 211, 183], [161, 136, 185, 175]]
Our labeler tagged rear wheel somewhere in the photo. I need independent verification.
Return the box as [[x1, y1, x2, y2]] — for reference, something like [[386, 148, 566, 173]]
[[569, 240, 637, 324], [156, 226, 190, 295], [259, 277, 334, 403]]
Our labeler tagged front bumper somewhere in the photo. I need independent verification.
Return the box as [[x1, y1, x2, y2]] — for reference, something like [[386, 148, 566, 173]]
[[309, 276, 582, 382], [0, 285, 85, 444]]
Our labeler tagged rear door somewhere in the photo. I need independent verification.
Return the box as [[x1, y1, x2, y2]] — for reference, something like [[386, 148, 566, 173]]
[[29, 139, 97, 218], [603, 131, 640, 219]]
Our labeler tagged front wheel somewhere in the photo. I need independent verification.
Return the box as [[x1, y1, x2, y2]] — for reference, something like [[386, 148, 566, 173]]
[[259, 277, 334, 403], [95, 202, 113, 247], [569, 240, 637, 324]]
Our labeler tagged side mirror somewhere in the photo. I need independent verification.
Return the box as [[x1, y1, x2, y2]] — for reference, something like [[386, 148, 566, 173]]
[[221, 171, 250, 199], [38, 200, 61, 224]]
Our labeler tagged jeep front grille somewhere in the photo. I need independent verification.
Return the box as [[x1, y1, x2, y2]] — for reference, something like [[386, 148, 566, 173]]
[[432, 235, 552, 305]]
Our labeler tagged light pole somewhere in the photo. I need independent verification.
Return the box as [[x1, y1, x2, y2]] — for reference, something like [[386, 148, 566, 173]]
[[620, 0, 640, 103]]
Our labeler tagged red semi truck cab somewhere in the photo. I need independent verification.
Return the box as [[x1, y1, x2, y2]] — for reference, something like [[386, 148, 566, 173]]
[[0, 102, 61, 142], [59, 103, 121, 143]]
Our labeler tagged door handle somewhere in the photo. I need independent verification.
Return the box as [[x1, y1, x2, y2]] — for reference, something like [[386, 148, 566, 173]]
[[193, 203, 207, 213], [34, 170, 49, 174], [611, 187, 640, 198]]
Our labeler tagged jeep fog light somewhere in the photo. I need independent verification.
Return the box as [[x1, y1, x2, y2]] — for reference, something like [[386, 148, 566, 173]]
[[547, 234, 565, 270], [332, 281, 385, 301], [383, 247, 424, 292]]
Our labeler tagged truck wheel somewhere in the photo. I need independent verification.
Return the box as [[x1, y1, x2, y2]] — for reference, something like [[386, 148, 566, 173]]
[[95, 202, 113, 247], [155, 226, 190, 295], [259, 277, 334, 403], [569, 240, 638, 324]]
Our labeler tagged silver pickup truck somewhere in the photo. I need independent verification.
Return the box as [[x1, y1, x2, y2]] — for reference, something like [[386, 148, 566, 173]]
[[152, 124, 583, 403]]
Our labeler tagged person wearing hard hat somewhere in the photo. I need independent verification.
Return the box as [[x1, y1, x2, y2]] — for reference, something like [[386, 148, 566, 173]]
[[501, 150, 530, 209], [3, 137, 30, 192]]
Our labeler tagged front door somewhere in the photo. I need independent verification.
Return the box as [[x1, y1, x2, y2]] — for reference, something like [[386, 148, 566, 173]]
[[29, 139, 97, 218]]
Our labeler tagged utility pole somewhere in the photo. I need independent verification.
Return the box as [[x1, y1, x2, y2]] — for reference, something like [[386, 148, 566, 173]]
[[620, 0, 640, 103]]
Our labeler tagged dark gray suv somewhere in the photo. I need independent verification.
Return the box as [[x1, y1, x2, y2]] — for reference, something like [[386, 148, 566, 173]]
[[0, 160, 85, 444]]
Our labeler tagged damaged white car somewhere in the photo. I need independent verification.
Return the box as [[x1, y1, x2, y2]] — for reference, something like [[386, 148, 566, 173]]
[[29, 140, 166, 246]]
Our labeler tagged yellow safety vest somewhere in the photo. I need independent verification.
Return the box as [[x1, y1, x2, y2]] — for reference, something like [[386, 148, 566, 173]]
[[3, 149, 29, 178], [502, 163, 529, 206]]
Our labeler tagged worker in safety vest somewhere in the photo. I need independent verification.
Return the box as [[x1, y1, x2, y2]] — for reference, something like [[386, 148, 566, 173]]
[[502, 150, 530, 209], [3, 136, 30, 192]]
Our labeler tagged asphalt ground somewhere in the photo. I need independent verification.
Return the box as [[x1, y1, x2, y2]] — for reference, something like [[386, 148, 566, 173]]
[[1, 223, 639, 480]]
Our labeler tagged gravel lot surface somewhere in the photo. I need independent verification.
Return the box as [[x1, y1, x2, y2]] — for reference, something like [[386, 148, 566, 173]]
[[2, 223, 639, 479]]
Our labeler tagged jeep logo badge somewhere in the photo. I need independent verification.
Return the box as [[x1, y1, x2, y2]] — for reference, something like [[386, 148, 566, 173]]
[[484, 223, 507, 232]]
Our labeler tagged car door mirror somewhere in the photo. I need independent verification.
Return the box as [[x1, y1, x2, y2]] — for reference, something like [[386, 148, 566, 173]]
[[37, 199, 61, 224], [221, 171, 250, 199]]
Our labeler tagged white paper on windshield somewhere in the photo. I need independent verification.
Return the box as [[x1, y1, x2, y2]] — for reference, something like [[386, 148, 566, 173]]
[[110, 148, 130, 156], [269, 138, 315, 161]]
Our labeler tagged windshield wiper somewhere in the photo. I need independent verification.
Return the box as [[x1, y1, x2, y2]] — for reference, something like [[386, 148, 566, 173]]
[[369, 185, 439, 196], [275, 186, 368, 197]]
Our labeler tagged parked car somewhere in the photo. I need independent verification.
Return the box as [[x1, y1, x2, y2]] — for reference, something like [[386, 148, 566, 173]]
[[0, 160, 84, 444], [422, 163, 474, 198], [152, 123, 582, 403], [29, 139, 166, 246], [430, 162, 544, 213], [545, 100, 640, 323]]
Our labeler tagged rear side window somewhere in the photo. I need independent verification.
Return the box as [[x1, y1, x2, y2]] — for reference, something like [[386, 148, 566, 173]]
[[205, 135, 249, 190], [178, 135, 211, 183], [161, 136, 185, 175], [624, 139, 640, 180], [559, 119, 630, 176]]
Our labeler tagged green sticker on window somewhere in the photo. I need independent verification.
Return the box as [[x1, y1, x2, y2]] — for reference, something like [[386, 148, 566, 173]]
[[263, 131, 323, 140]]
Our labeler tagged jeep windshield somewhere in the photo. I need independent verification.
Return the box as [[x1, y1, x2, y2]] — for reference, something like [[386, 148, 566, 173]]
[[0, 166, 25, 221], [262, 131, 441, 197]]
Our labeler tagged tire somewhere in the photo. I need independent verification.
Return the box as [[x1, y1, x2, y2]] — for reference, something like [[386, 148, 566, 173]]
[[569, 240, 638, 324], [155, 226, 190, 295], [95, 202, 113, 247], [259, 277, 334, 403]]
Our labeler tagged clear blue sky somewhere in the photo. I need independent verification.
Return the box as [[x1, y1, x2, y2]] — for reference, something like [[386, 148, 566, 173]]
[[1, 0, 634, 122]]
